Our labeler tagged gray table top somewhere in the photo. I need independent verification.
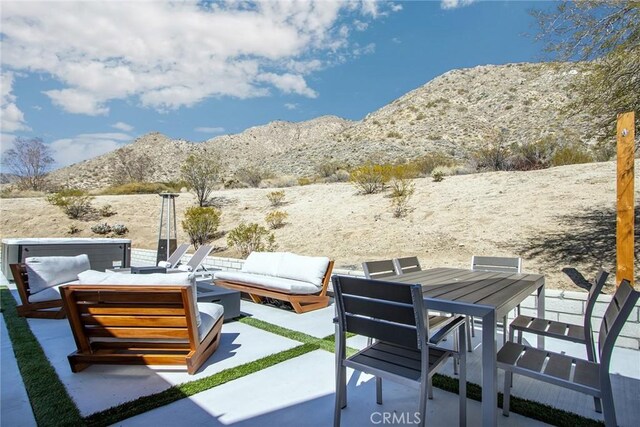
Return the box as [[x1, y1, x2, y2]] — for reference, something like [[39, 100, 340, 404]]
[[390, 267, 545, 319]]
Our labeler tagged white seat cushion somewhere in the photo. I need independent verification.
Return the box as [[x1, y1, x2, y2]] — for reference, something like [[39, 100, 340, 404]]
[[214, 271, 319, 294], [28, 280, 79, 303], [77, 270, 201, 326], [241, 252, 330, 289], [196, 302, 224, 343], [26, 254, 90, 294]]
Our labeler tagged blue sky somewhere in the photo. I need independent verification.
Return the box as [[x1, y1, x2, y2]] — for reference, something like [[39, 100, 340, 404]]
[[1, 0, 555, 170]]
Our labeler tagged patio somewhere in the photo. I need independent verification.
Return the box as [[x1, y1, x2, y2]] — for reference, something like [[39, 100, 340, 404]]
[[1, 268, 639, 427]]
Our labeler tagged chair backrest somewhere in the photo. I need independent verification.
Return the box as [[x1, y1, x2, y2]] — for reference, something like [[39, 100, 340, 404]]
[[471, 256, 522, 273], [10, 263, 31, 304], [582, 270, 609, 362], [165, 243, 190, 268], [333, 275, 426, 349], [186, 245, 213, 269], [393, 257, 422, 275], [362, 260, 397, 280], [61, 284, 200, 346], [597, 279, 639, 369]]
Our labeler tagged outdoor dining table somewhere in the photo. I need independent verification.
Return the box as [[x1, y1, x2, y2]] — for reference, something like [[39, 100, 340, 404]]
[[390, 267, 545, 427]]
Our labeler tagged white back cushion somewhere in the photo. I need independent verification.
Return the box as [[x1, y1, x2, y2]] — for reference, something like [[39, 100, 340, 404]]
[[77, 270, 201, 326], [278, 253, 330, 288], [26, 254, 91, 294], [242, 252, 284, 276]]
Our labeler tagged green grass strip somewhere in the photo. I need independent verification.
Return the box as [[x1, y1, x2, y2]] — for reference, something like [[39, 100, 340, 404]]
[[84, 343, 317, 427], [0, 286, 84, 427], [240, 316, 339, 353]]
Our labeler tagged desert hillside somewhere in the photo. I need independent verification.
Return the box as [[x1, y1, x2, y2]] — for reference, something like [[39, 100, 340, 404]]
[[4, 160, 638, 292], [47, 62, 608, 189]]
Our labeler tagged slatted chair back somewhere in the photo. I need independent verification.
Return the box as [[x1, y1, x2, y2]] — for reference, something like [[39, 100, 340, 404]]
[[62, 285, 199, 349], [597, 279, 639, 370], [333, 275, 426, 350], [393, 256, 422, 275], [471, 256, 522, 274], [164, 243, 190, 268], [582, 270, 609, 362], [362, 260, 397, 280], [186, 245, 213, 270]]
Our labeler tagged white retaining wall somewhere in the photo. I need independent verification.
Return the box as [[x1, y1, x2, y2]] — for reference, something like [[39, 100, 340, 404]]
[[131, 249, 640, 349]]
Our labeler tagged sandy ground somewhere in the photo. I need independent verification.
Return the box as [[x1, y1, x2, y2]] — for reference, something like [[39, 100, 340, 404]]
[[1, 160, 638, 292]]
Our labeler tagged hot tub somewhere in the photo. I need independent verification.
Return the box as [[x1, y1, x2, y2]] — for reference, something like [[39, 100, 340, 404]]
[[2, 238, 131, 280]]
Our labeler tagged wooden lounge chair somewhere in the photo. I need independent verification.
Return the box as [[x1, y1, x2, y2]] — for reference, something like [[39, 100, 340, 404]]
[[60, 284, 223, 375], [499, 279, 639, 427], [10, 263, 65, 319]]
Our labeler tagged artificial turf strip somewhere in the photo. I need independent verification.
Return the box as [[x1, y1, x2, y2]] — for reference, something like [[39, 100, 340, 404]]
[[84, 343, 318, 427], [0, 286, 84, 427]]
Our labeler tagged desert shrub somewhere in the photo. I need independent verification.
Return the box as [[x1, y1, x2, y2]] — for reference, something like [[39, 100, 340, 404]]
[[470, 144, 511, 171], [101, 182, 170, 195], [431, 169, 445, 182], [316, 160, 344, 178], [181, 153, 224, 207], [227, 222, 276, 258], [265, 210, 288, 229], [411, 152, 455, 175], [235, 167, 271, 188], [91, 223, 112, 235], [266, 190, 286, 207], [46, 189, 94, 219], [181, 206, 221, 249], [265, 176, 298, 188], [111, 224, 129, 235], [350, 163, 392, 194], [509, 138, 556, 171], [324, 170, 350, 183], [593, 143, 616, 162], [223, 178, 245, 189], [551, 144, 594, 166], [390, 187, 414, 218], [99, 204, 117, 217], [162, 180, 190, 192], [297, 177, 313, 186], [387, 131, 402, 139], [389, 175, 415, 198], [67, 224, 81, 235]]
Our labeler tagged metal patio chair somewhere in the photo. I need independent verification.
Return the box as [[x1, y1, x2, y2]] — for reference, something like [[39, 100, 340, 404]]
[[499, 279, 639, 427], [333, 275, 467, 427], [393, 256, 422, 274]]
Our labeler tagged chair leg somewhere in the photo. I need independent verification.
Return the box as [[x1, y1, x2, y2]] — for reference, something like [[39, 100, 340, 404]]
[[376, 377, 383, 404], [465, 317, 473, 352], [334, 364, 346, 427], [458, 322, 467, 427], [419, 376, 428, 427], [502, 371, 512, 417], [453, 332, 459, 375], [600, 377, 617, 427], [428, 377, 433, 399], [502, 315, 508, 345], [470, 316, 475, 337]]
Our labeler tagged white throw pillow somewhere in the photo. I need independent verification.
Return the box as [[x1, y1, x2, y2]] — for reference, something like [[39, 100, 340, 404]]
[[277, 253, 330, 288], [242, 252, 284, 277], [26, 254, 91, 294], [77, 270, 201, 326]]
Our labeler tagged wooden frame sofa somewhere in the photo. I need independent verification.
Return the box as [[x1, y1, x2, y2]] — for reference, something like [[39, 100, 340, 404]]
[[214, 252, 334, 314], [10, 254, 91, 319], [60, 270, 224, 375]]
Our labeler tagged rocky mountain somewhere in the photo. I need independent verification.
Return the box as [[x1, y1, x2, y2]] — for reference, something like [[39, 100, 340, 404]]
[[48, 61, 606, 189]]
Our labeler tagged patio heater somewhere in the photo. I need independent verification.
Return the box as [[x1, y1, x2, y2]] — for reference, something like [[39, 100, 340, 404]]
[[157, 193, 179, 264]]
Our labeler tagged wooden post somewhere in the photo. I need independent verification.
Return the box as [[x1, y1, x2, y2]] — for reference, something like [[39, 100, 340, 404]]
[[616, 112, 635, 286]]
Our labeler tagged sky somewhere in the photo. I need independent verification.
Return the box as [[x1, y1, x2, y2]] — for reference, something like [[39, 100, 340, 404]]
[[0, 0, 556, 170]]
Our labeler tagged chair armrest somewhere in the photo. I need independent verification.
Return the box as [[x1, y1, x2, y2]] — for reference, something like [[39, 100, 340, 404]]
[[429, 315, 466, 345]]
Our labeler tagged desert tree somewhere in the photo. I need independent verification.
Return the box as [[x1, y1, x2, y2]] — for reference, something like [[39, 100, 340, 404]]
[[2, 137, 54, 190], [531, 0, 640, 141], [181, 152, 224, 207]]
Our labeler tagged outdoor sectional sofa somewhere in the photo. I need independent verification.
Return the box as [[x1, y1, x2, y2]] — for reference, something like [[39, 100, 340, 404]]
[[214, 251, 334, 314]]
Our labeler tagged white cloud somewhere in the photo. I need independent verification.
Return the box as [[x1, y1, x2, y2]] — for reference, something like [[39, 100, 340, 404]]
[[392, 37, 402, 44], [49, 132, 132, 168], [195, 127, 225, 134], [112, 122, 134, 132], [1, 71, 30, 132], [284, 103, 298, 110], [1, 1, 400, 115], [441, 0, 476, 10], [258, 73, 318, 98]]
